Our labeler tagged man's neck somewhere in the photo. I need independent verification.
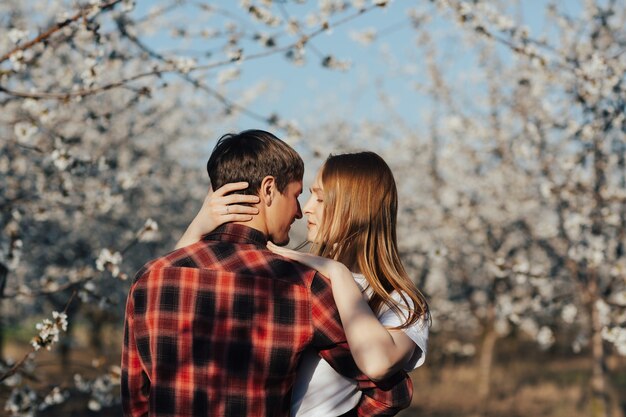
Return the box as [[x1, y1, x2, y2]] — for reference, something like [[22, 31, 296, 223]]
[[232, 217, 268, 238]]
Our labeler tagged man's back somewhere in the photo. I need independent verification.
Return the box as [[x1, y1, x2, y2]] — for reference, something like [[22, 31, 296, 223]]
[[122, 224, 321, 416], [122, 224, 412, 417]]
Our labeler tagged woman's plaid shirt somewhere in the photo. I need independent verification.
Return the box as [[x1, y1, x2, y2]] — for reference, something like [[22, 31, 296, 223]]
[[121, 224, 412, 417]]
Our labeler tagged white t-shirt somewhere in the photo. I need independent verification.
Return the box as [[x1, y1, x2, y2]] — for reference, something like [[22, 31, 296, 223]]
[[291, 274, 429, 417]]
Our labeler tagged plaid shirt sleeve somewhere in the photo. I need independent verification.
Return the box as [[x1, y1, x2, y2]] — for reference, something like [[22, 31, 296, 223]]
[[309, 272, 413, 416], [121, 273, 150, 417]]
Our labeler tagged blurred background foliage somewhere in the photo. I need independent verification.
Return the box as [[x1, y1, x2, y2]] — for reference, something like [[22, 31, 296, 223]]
[[1, 0, 625, 416]]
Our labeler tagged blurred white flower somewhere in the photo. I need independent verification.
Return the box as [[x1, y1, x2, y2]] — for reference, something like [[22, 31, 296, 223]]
[[174, 57, 196, 74], [322, 55, 351, 71], [95, 248, 123, 278], [561, 304, 578, 324], [539, 181, 553, 198], [51, 148, 73, 171], [520, 318, 538, 337], [8, 28, 29, 44], [305, 13, 319, 27], [610, 291, 626, 305], [602, 326, 626, 356], [122, 0, 136, 13], [31, 311, 68, 351], [572, 332, 588, 353], [226, 48, 243, 62], [5, 386, 37, 417], [495, 15, 515, 31], [512, 260, 529, 274], [349, 28, 377, 45], [117, 172, 136, 190], [14, 122, 38, 144], [139, 218, 159, 242], [536, 326, 555, 349], [580, 53, 608, 80], [200, 28, 219, 38], [286, 46, 306, 66], [88, 399, 102, 411], [9, 49, 27, 70], [39, 387, 68, 410], [248, 5, 281, 26], [217, 67, 241, 84], [81, 57, 100, 86], [595, 299, 611, 326], [494, 318, 510, 336], [56, 11, 71, 24]]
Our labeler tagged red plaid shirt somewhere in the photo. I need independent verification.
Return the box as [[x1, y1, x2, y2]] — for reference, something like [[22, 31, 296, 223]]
[[122, 224, 412, 417]]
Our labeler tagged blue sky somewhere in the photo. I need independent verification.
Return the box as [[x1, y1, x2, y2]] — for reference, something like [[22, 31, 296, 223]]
[[132, 1, 583, 137]]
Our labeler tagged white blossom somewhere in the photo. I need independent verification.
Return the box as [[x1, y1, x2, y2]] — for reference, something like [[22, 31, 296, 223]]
[[579, 53, 608, 81], [602, 326, 626, 356], [595, 299, 611, 327], [138, 218, 159, 243], [322, 55, 352, 71], [14, 122, 38, 144], [349, 28, 377, 45], [5, 386, 37, 417], [9, 49, 27, 70], [536, 326, 555, 349], [38, 387, 68, 410], [173, 57, 196, 74], [305, 13, 319, 27], [31, 311, 68, 351], [51, 148, 73, 171], [95, 248, 123, 278], [121, 0, 136, 13], [81, 57, 100, 86], [217, 67, 241, 84], [8, 28, 29, 44], [561, 304, 578, 324], [88, 399, 102, 411], [247, 5, 281, 26]]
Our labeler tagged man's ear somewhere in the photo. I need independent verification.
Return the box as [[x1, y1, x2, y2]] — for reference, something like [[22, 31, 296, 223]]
[[260, 175, 275, 206]]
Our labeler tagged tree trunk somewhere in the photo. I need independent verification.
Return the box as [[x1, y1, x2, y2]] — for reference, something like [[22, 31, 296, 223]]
[[478, 325, 498, 403], [589, 295, 611, 417], [0, 263, 7, 363]]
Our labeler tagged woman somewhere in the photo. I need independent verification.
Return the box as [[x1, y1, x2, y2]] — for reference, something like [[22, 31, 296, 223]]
[[176, 152, 429, 417]]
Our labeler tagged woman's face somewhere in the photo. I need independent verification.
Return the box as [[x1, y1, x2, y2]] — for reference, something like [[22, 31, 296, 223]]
[[303, 169, 325, 242]]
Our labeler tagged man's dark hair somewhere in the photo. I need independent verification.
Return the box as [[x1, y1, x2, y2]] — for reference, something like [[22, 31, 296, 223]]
[[207, 129, 304, 195]]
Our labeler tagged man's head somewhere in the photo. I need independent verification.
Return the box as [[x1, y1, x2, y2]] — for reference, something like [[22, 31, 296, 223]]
[[207, 130, 304, 245]]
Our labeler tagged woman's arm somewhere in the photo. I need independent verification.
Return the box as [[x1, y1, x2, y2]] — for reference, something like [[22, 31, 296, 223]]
[[175, 182, 260, 249], [267, 242, 416, 381]]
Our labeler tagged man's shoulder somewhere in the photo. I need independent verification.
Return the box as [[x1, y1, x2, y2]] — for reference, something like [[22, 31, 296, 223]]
[[131, 240, 209, 283], [132, 240, 320, 288]]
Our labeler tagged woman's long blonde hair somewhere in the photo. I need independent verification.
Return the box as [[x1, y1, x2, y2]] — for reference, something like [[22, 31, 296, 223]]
[[312, 152, 429, 329]]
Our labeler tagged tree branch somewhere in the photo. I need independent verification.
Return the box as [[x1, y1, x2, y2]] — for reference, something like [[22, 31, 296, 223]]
[[0, 0, 123, 65]]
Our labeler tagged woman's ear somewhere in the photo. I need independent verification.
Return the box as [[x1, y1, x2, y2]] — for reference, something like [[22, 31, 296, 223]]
[[260, 176, 275, 206]]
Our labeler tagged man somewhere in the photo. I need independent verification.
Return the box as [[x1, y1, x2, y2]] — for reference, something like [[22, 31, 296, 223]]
[[121, 130, 412, 416]]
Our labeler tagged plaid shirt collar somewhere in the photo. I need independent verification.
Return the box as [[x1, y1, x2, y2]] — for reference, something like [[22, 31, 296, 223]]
[[203, 223, 268, 246]]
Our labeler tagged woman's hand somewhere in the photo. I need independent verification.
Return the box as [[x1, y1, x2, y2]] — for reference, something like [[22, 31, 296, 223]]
[[266, 242, 347, 279], [175, 182, 260, 249]]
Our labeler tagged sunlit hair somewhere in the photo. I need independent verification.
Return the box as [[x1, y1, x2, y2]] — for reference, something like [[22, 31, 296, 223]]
[[312, 152, 429, 329]]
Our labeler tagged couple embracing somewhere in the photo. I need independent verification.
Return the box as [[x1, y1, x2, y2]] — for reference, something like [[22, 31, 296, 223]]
[[121, 130, 429, 417]]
